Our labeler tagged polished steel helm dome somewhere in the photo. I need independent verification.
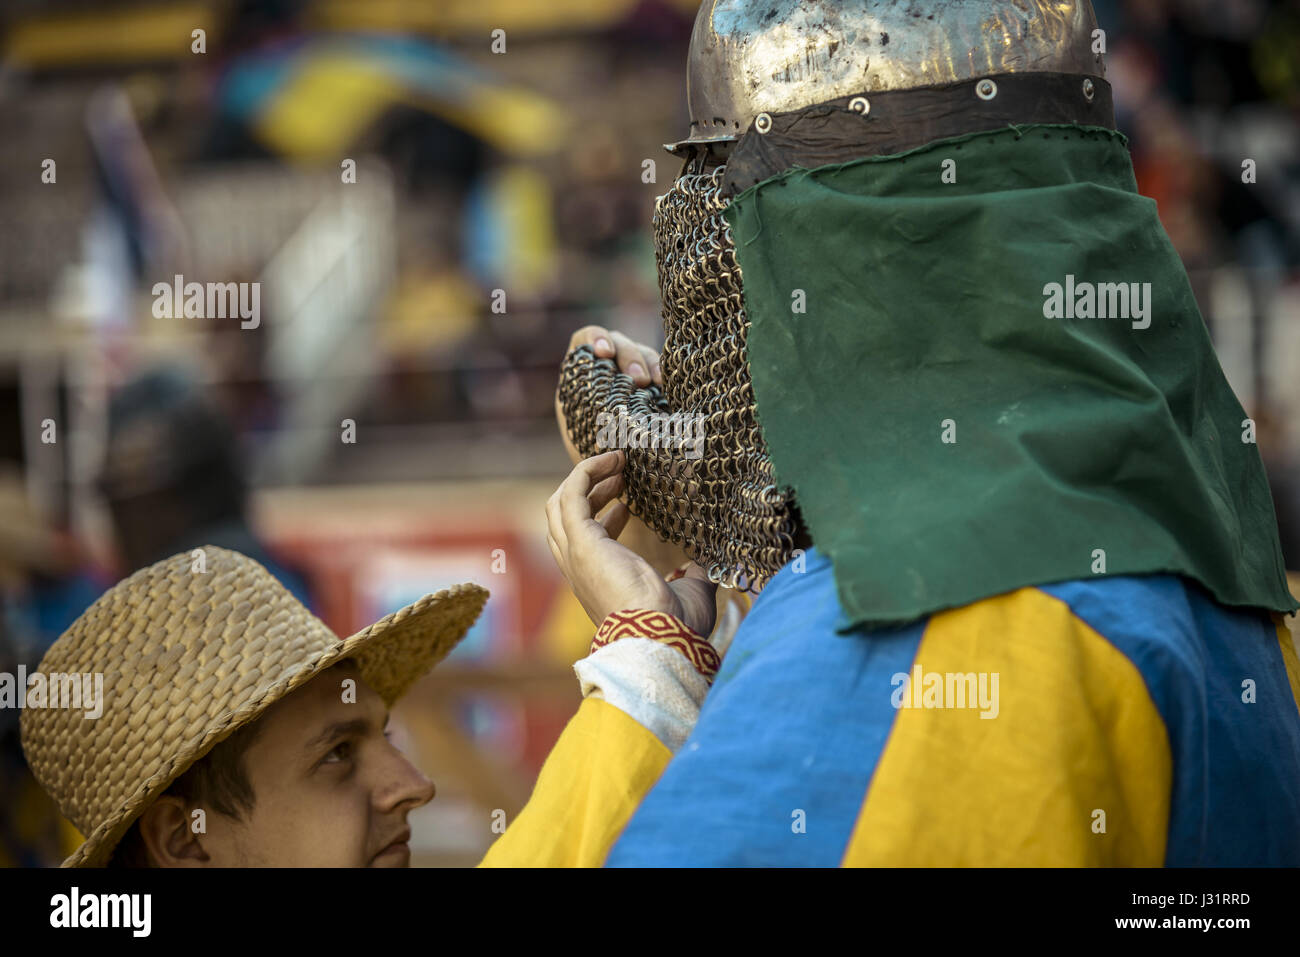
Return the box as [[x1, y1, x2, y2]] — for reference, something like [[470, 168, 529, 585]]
[[669, 0, 1106, 153]]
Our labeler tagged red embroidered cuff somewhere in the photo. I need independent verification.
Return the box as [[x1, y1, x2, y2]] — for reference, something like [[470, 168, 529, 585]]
[[591, 609, 721, 682]]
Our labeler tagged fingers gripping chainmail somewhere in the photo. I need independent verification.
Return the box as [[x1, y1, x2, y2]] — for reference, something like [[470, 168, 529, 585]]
[[557, 166, 799, 590]]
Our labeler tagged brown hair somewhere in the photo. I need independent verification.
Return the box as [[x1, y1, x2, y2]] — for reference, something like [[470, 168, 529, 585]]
[[107, 716, 264, 868]]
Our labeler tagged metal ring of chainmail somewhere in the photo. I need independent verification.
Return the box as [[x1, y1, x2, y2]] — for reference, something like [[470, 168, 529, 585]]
[[557, 164, 799, 591]]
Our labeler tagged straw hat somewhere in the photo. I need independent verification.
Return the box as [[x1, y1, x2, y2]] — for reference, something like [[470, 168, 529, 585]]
[[19, 546, 488, 867]]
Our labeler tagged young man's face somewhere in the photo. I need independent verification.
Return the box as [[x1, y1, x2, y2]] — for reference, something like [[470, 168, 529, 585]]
[[195, 663, 435, 866]]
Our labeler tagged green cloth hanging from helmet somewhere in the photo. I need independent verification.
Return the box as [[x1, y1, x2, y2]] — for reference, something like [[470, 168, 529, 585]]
[[729, 123, 1297, 629]]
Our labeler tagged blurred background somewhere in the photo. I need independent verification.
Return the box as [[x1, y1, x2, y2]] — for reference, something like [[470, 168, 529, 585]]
[[0, 0, 1297, 866]]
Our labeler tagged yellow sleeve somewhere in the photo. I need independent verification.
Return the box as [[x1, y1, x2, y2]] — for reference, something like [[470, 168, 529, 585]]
[[478, 697, 671, 867]]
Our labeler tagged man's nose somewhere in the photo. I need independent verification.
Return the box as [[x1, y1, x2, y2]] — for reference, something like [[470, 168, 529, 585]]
[[375, 742, 437, 813]]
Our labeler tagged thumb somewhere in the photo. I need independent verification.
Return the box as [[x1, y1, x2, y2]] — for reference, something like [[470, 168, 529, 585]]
[[681, 562, 713, 584]]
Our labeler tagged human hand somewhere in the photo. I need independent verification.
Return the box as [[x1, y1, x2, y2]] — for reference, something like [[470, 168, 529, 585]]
[[545, 450, 717, 637], [555, 326, 662, 464]]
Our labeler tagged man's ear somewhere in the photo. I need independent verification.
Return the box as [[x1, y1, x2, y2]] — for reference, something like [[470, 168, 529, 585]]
[[136, 796, 212, 867]]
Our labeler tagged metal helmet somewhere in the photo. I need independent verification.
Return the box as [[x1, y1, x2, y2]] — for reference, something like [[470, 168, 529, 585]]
[[559, 0, 1112, 591], [669, 0, 1105, 154]]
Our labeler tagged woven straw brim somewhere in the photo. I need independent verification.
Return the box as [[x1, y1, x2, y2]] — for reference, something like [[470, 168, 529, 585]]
[[64, 584, 486, 867], [17, 547, 487, 869]]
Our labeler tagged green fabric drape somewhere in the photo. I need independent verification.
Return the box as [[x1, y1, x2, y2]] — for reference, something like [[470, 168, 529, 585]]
[[729, 124, 1296, 629]]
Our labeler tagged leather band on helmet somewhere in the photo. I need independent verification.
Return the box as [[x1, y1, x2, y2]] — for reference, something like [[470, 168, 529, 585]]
[[723, 72, 1116, 196]]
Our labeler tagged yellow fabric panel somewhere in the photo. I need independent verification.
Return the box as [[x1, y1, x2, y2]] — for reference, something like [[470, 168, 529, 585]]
[[313, 0, 638, 34], [252, 56, 569, 160], [3, 4, 215, 66], [1273, 615, 1300, 718], [478, 697, 670, 867], [841, 587, 1172, 866], [421, 84, 571, 157], [253, 57, 403, 160]]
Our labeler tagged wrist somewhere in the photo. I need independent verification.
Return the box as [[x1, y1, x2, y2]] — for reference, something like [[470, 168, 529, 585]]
[[591, 608, 720, 684]]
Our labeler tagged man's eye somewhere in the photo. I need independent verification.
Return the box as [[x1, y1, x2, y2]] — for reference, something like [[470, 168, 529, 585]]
[[325, 740, 355, 763]]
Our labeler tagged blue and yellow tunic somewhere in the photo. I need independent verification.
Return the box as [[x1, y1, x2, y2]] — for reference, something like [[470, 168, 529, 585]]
[[604, 549, 1300, 866]]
